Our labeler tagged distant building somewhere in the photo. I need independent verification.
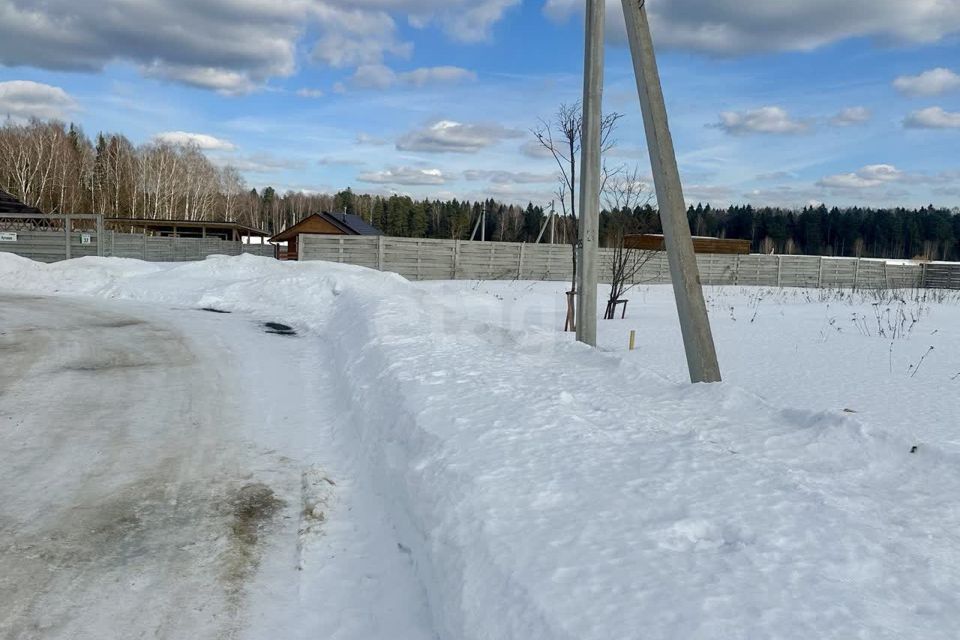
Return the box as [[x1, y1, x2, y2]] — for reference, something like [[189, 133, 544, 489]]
[[625, 234, 751, 255], [0, 190, 42, 215], [106, 218, 270, 242], [270, 212, 381, 260]]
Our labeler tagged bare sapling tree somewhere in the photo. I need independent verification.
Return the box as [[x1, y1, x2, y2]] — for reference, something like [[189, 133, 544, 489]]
[[532, 101, 622, 330], [602, 165, 656, 320]]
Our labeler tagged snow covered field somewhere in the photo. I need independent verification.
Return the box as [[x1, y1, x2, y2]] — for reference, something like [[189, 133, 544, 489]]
[[420, 280, 960, 447], [2, 253, 959, 639]]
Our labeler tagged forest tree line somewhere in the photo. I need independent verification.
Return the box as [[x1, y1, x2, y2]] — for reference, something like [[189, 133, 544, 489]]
[[2, 118, 959, 260]]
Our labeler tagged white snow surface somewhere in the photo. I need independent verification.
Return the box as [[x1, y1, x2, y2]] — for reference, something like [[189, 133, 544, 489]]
[[2, 253, 960, 640]]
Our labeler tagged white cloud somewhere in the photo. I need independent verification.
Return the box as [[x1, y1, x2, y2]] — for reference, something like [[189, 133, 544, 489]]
[[859, 165, 905, 181], [349, 64, 476, 90], [741, 185, 823, 208], [227, 153, 306, 173], [317, 156, 362, 166], [817, 164, 904, 190], [543, 0, 960, 54], [425, 0, 520, 43], [397, 120, 523, 153], [483, 182, 555, 203], [715, 107, 810, 135], [463, 170, 555, 184], [756, 171, 794, 181], [153, 131, 237, 151], [831, 106, 872, 126], [0, 0, 304, 93], [684, 184, 735, 205], [357, 132, 390, 145], [358, 166, 448, 185], [903, 107, 960, 129], [311, 6, 412, 69], [400, 66, 477, 87], [519, 140, 554, 159], [351, 64, 399, 90], [893, 68, 960, 97], [0, 80, 76, 121], [142, 63, 258, 95], [817, 165, 960, 200], [296, 88, 324, 98], [0, 0, 506, 93]]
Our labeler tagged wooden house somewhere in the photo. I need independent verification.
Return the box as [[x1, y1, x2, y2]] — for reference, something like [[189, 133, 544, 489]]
[[270, 212, 381, 260], [624, 234, 751, 255]]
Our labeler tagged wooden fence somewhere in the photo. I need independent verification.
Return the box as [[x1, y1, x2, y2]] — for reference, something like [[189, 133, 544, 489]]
[[300, 234, 960, 290]]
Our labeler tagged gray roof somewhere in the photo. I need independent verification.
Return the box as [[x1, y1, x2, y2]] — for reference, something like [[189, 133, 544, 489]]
[[325, 212, 381, 236]]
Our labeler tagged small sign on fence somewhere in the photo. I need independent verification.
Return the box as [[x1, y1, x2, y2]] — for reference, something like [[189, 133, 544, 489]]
[[81, 234, 92, 245], [0, 232, 17, 242]]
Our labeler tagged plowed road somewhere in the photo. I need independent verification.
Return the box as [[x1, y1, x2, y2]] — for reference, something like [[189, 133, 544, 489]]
[[0, 294, 434, 640]]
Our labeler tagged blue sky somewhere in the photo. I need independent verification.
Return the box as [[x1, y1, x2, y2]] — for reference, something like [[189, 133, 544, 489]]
[[1, 0, 959, 208]]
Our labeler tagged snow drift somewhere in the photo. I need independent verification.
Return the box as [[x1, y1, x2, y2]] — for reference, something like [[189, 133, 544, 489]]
[[2, 252, 959, 639]]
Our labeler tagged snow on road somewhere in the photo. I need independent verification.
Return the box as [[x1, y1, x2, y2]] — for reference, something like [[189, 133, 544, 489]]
[[2, 253, 960, 640], [0, 291, 434, 640]]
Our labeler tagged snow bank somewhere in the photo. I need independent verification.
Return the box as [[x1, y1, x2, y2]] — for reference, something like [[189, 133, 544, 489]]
[[3, 253, 960, 639], [325, 279, 960, 639]]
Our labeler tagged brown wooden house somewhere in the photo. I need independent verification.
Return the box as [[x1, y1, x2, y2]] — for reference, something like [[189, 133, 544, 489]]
[[624, 234, 751, 255], [270, 212, 381, 260]]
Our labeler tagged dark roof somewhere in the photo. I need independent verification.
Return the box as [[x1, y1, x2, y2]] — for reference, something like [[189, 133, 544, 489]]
[[0, 190, 42, 214], [106, 218, 270, 236], [269, 212, 382, 243], [330, 212, 381, 236]]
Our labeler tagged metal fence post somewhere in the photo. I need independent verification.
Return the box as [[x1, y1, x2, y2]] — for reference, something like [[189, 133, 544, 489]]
[[518, 243, 526, 279], [96, 215, 105, 257], [417, 240, 423, 281], [817, 257, 824, 288], [64, 215, 72, 260], [853, 258, 861, 290], [377, 235, 385, 271]]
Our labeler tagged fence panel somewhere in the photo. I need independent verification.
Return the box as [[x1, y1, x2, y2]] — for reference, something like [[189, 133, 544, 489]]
[[457, 241, 523, 281], [776, 256, 821, 288], [855, 260, 886, 288], [819, 258, 859, 288], [0, 227, 277, 263], [924, 263, 960, 289], [297, 234, 954, 290], [697, 255, 738, 285]]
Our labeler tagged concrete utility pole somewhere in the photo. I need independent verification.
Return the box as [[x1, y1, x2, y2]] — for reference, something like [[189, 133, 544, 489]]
[[576, 0, 605, 347], [620, 0, 721, 383]]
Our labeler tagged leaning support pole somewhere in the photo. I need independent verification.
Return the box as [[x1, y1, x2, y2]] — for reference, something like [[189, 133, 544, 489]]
[[576, 0, 605, 347], [620, 0, 721, 382]]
